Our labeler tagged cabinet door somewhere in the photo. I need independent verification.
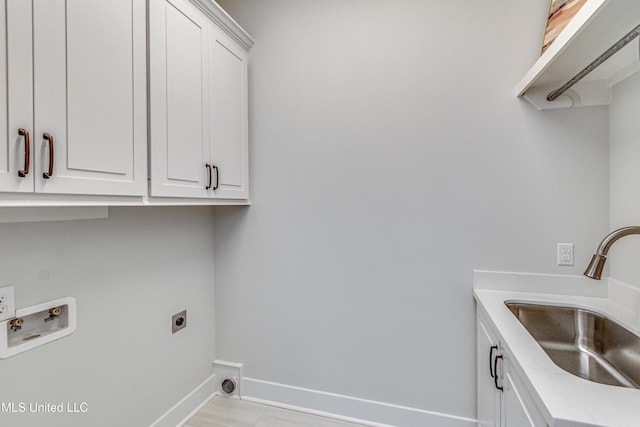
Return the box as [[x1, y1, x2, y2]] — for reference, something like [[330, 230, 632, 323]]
[[209, 27, 249, 199], [477, 316, 500, 427], [149, 0, 210, 198], [502, 362, 547, 427], [502, 372, 535, 427], [0, 0, 34, 193], [32, 0, 146, 196]]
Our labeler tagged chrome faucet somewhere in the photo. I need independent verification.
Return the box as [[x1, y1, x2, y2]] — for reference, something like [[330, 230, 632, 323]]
[[584, 226, 640, 280]]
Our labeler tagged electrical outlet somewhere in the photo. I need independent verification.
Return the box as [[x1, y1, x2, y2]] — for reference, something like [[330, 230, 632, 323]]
[[0, 285, 16, 322], [172, 310, 187, 334], [557, 243, 574, 266]]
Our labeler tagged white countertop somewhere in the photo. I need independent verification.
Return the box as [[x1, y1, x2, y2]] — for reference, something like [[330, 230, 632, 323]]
[[473, 271, 640, 427]]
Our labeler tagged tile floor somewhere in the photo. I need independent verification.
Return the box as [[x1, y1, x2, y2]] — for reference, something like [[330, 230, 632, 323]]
[[183, 396, 367, 427]]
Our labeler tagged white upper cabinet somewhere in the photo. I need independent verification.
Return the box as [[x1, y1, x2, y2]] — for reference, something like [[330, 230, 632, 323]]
[[149, 0, 252, 200], [0, 0, 147, 196], [209, 26, 249, 199], [0, 0, 34, 193], [0, 0, 251, 206], [517, 0, 640, 110], [149, 0, 211, 198]]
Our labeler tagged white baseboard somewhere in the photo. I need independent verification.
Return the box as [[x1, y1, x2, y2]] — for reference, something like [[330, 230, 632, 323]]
[[242, 377, 476, 427], [150, 374, 218, 427]]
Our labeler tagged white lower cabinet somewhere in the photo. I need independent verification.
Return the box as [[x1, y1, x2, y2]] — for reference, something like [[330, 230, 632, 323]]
[[477, 317, 500, 427], [477, 310, 547, 427]]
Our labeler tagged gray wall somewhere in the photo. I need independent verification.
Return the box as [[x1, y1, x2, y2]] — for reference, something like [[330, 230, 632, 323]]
[[214, 0, 609, 421], [609, 73, 640, 287], [0, 207, 217, 427]]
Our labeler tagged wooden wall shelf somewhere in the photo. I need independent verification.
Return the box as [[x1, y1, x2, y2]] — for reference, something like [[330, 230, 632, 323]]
[[517, 0, 640, 110]]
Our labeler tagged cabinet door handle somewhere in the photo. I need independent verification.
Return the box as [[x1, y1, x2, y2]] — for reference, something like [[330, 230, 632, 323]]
[[205, 163, 212, 190], [18, 128, 30, 177], [489, 345, 498, 378], [212, 165, 219, 190], [42, 133, 54, 179], [494, 354, 504, 392]]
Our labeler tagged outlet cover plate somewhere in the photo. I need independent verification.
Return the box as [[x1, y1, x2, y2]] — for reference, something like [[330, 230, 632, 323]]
[[558, 243, 574, 266], [172, 310, 187, 334]]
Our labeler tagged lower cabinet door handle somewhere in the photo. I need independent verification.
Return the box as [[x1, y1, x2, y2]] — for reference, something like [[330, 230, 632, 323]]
[[489, 345, 498, 378], [494, 355, 504, 392]]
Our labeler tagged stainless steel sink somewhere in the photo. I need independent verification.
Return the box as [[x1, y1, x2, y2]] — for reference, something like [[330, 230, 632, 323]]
[[505, 302, 640, 389]]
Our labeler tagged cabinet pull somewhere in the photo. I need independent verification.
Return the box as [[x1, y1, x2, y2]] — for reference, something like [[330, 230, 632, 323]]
[[205, 163, 212, 190], [494, 354, 504, 392], [489, 345, 498, 378], [212, 165, 219, 190], [17, 128, 30, 177], [42, 133, 54, 179]]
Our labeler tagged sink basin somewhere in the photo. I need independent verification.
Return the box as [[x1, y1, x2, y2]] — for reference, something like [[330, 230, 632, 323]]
[[505, 302, 640, 388]]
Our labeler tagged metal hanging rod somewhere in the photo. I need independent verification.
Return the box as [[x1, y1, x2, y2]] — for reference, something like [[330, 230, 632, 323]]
[[547, 24, 640, 101]]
